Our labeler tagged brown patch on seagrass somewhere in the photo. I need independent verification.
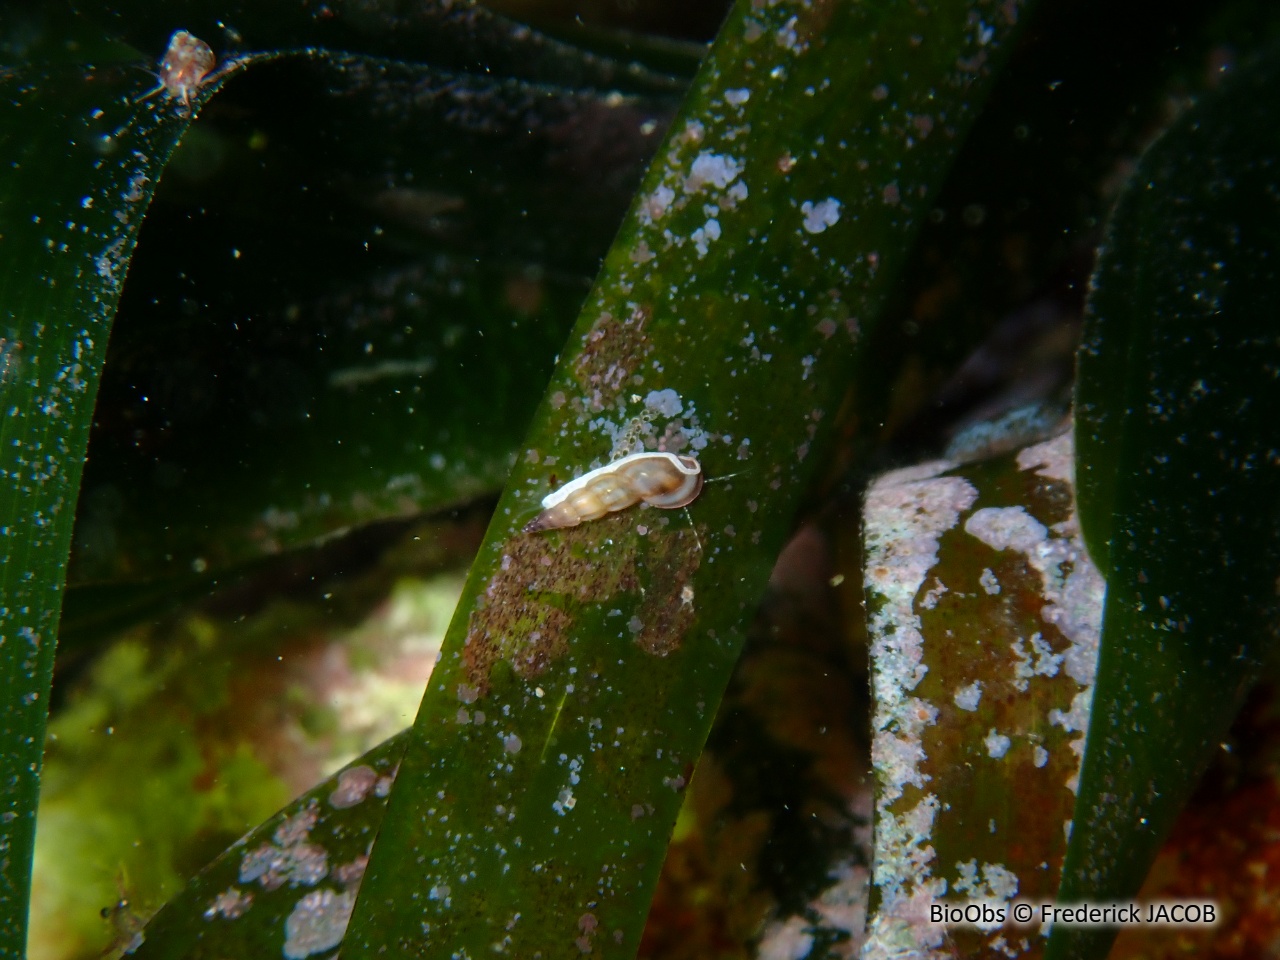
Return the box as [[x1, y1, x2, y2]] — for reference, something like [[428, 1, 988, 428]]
[[464, 517, 643, 692], [572, 304, 652, 412], [463, 512, 705, 690], [632, 522, 703, 657], [796, 0, 839, 48], [463, 597, 570, 693]]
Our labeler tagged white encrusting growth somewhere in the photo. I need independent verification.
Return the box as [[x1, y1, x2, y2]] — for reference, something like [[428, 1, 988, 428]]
[[685, 151, 744, 192], [644, 388, 683, 417], [774, 15, 806, 53], [800, 197, 842, 234], [757, 916, 814, 960], [984, 729, 1011, 759], [952, 860, 1020, 928], [864, 462, 978, 918], [283, 888, 355, 959], [644, 185, 676, 220], [582, 388, 718, 462], [204, 886, 253, 920], [953, 682, 983, 712], [1009, 632, 1064, 691], [862, 431, 1103, 958], [965, 431, 1105, 776], [1016, 431, 1075, 482], [328, 765, 378, 809], [965, 506, 1048, 556], [692, 217, 722, 257], [239, 805, 328, 890], [979, 567, 1001, 595]]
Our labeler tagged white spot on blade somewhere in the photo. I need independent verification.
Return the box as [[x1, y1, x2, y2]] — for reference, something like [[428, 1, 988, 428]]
[[282, 888, 354, 959], [953, 682, 982, 712], [800, 198, 841, 234], [984, 729, 1011, 759]]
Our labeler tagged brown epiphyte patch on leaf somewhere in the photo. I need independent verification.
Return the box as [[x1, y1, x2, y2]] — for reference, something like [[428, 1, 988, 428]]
[[572, 304, 652, 412], [464, 513, 704, 691], [462, 521, 631, 689], [800, 0, 840, 45], [632, 523, 704, 657], [464, 532, 614, 691]]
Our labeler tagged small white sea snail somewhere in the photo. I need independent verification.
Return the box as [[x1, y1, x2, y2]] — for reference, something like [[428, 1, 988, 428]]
[[524, 452, 703, 533]]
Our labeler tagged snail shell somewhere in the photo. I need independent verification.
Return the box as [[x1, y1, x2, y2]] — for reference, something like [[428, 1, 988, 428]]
[[524, 452, 703, 533]]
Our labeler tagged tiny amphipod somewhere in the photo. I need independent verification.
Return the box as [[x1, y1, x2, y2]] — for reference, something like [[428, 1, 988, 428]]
[[524, 452, 703, 533], [138, 30, 217, 111]]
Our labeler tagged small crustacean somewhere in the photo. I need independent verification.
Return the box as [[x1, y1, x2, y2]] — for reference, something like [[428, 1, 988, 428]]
[[137, 30, 217, 112], [98, 868, 146, 957], [524, 451, 703, 533]]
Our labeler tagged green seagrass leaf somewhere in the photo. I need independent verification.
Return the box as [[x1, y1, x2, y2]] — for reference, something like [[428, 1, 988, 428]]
[[1056, 44, 1280, 960]]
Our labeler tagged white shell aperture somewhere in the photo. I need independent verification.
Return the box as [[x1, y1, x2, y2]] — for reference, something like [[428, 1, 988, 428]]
[[524, 452, 703, 533]]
